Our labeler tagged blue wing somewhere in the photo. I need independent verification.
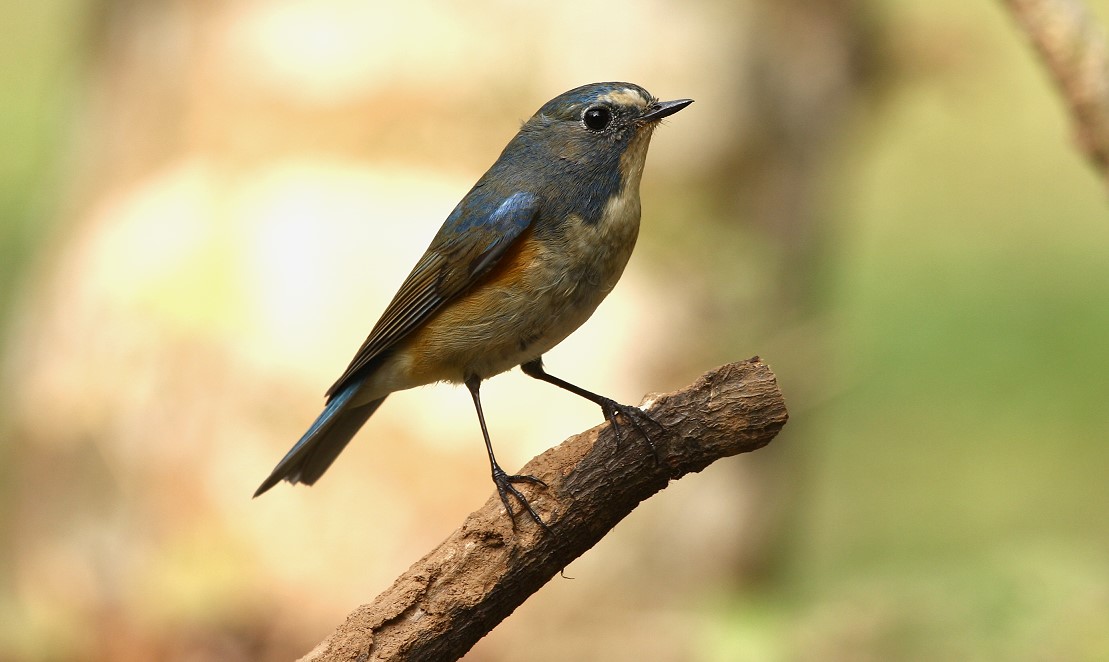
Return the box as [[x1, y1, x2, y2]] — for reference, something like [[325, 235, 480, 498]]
[[325, 189, 540, 397]]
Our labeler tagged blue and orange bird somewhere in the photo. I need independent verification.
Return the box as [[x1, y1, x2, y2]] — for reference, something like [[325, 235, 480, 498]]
[[254, 82, 692, 527]]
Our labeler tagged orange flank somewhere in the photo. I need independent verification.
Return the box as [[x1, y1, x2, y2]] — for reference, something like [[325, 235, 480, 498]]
[[398, 228, 544, 384]]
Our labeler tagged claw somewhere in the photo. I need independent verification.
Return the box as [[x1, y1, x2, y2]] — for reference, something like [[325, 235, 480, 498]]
[[597, 398, 663, 461], [467, 374, 550, 532], [517, 359, 664, 466], [492, 467, 550, 532]]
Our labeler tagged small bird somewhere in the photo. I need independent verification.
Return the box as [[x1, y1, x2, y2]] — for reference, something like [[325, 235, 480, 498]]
[[255, 82, 692, 527]]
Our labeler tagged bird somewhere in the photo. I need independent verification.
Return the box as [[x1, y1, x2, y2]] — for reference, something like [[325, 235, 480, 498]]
[[254, 82, 692, 528]]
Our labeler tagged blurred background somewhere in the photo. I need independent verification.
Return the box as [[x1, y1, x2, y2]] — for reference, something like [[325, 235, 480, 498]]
[[2, 0, 1108, 660]]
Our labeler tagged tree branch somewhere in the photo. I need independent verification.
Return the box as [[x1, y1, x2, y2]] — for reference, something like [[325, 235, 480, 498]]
[[1002, 0, 1109, 184], [299, 357, 788, 662]]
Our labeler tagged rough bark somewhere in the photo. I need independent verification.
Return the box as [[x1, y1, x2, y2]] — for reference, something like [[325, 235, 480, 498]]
[[1003, 0, 1109, 184], [299, 357, 788, 662]]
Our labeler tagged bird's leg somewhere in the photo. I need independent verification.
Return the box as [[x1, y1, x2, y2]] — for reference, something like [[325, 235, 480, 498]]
[[465, 375, 549, 531], [520, 358, 662, 459]]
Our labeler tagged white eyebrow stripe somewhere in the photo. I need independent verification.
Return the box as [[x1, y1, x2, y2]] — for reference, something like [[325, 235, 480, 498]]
[[597, 88, 648, 108]]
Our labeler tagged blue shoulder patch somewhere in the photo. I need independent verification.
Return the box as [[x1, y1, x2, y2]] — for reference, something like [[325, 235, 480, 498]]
[[448, 190, 538, 235]]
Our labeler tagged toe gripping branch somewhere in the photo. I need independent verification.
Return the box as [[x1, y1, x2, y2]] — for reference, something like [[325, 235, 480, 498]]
[[491, 465, 549, 531], [466, 374, 550, 531], [469, 362, 666, 532], [521, 358, 664, 461]]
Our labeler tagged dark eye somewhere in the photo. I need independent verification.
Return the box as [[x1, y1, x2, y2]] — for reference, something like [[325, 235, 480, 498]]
[[583, 105, 612, 131]]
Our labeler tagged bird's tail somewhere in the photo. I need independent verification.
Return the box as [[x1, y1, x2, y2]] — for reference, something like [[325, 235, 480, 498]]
[[253, 378, 386, 497]]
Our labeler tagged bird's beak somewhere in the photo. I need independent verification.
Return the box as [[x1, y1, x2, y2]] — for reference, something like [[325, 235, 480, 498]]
[[641, 98, 694, 122]]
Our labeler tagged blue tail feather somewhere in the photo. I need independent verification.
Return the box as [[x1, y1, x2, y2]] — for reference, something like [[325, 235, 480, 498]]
[[254, 378, 386, 497]]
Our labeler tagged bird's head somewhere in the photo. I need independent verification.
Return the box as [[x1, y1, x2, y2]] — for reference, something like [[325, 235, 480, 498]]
[[517, 82, 692, 179]]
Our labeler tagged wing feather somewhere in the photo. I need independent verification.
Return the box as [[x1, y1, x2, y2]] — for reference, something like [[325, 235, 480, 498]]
[[325, 190, 539, 397]]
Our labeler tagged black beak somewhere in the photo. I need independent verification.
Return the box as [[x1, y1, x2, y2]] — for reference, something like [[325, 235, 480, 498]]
[[642, 98, 694, 122]]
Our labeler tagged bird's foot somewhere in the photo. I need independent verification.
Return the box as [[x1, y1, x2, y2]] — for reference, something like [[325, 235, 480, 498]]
[[598, 398, 664, 461], [492, 466, 549, 532]]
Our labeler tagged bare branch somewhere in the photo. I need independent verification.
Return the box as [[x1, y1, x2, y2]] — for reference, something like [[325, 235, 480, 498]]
[[1003, 0, 1109, 183], [299, 357, 788, 662]]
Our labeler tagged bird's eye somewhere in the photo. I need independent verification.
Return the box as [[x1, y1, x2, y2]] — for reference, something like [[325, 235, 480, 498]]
[[583, 105, 612, 131]]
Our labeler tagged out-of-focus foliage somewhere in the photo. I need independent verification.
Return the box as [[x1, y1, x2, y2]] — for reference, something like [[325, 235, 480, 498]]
[[1, 0, 1107, 661]]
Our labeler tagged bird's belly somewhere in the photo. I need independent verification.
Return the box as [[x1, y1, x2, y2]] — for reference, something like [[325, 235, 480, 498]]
[[399, 259, 614, 383], [389, 198, 640, 387]]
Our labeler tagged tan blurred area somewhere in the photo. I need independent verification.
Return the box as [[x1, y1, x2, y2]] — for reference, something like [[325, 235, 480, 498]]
[[3, 0, 1109, 660]]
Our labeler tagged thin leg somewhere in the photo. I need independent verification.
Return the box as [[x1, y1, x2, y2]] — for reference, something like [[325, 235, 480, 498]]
[[465, 375, 549, 530], [520, 358, 662, 458]]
